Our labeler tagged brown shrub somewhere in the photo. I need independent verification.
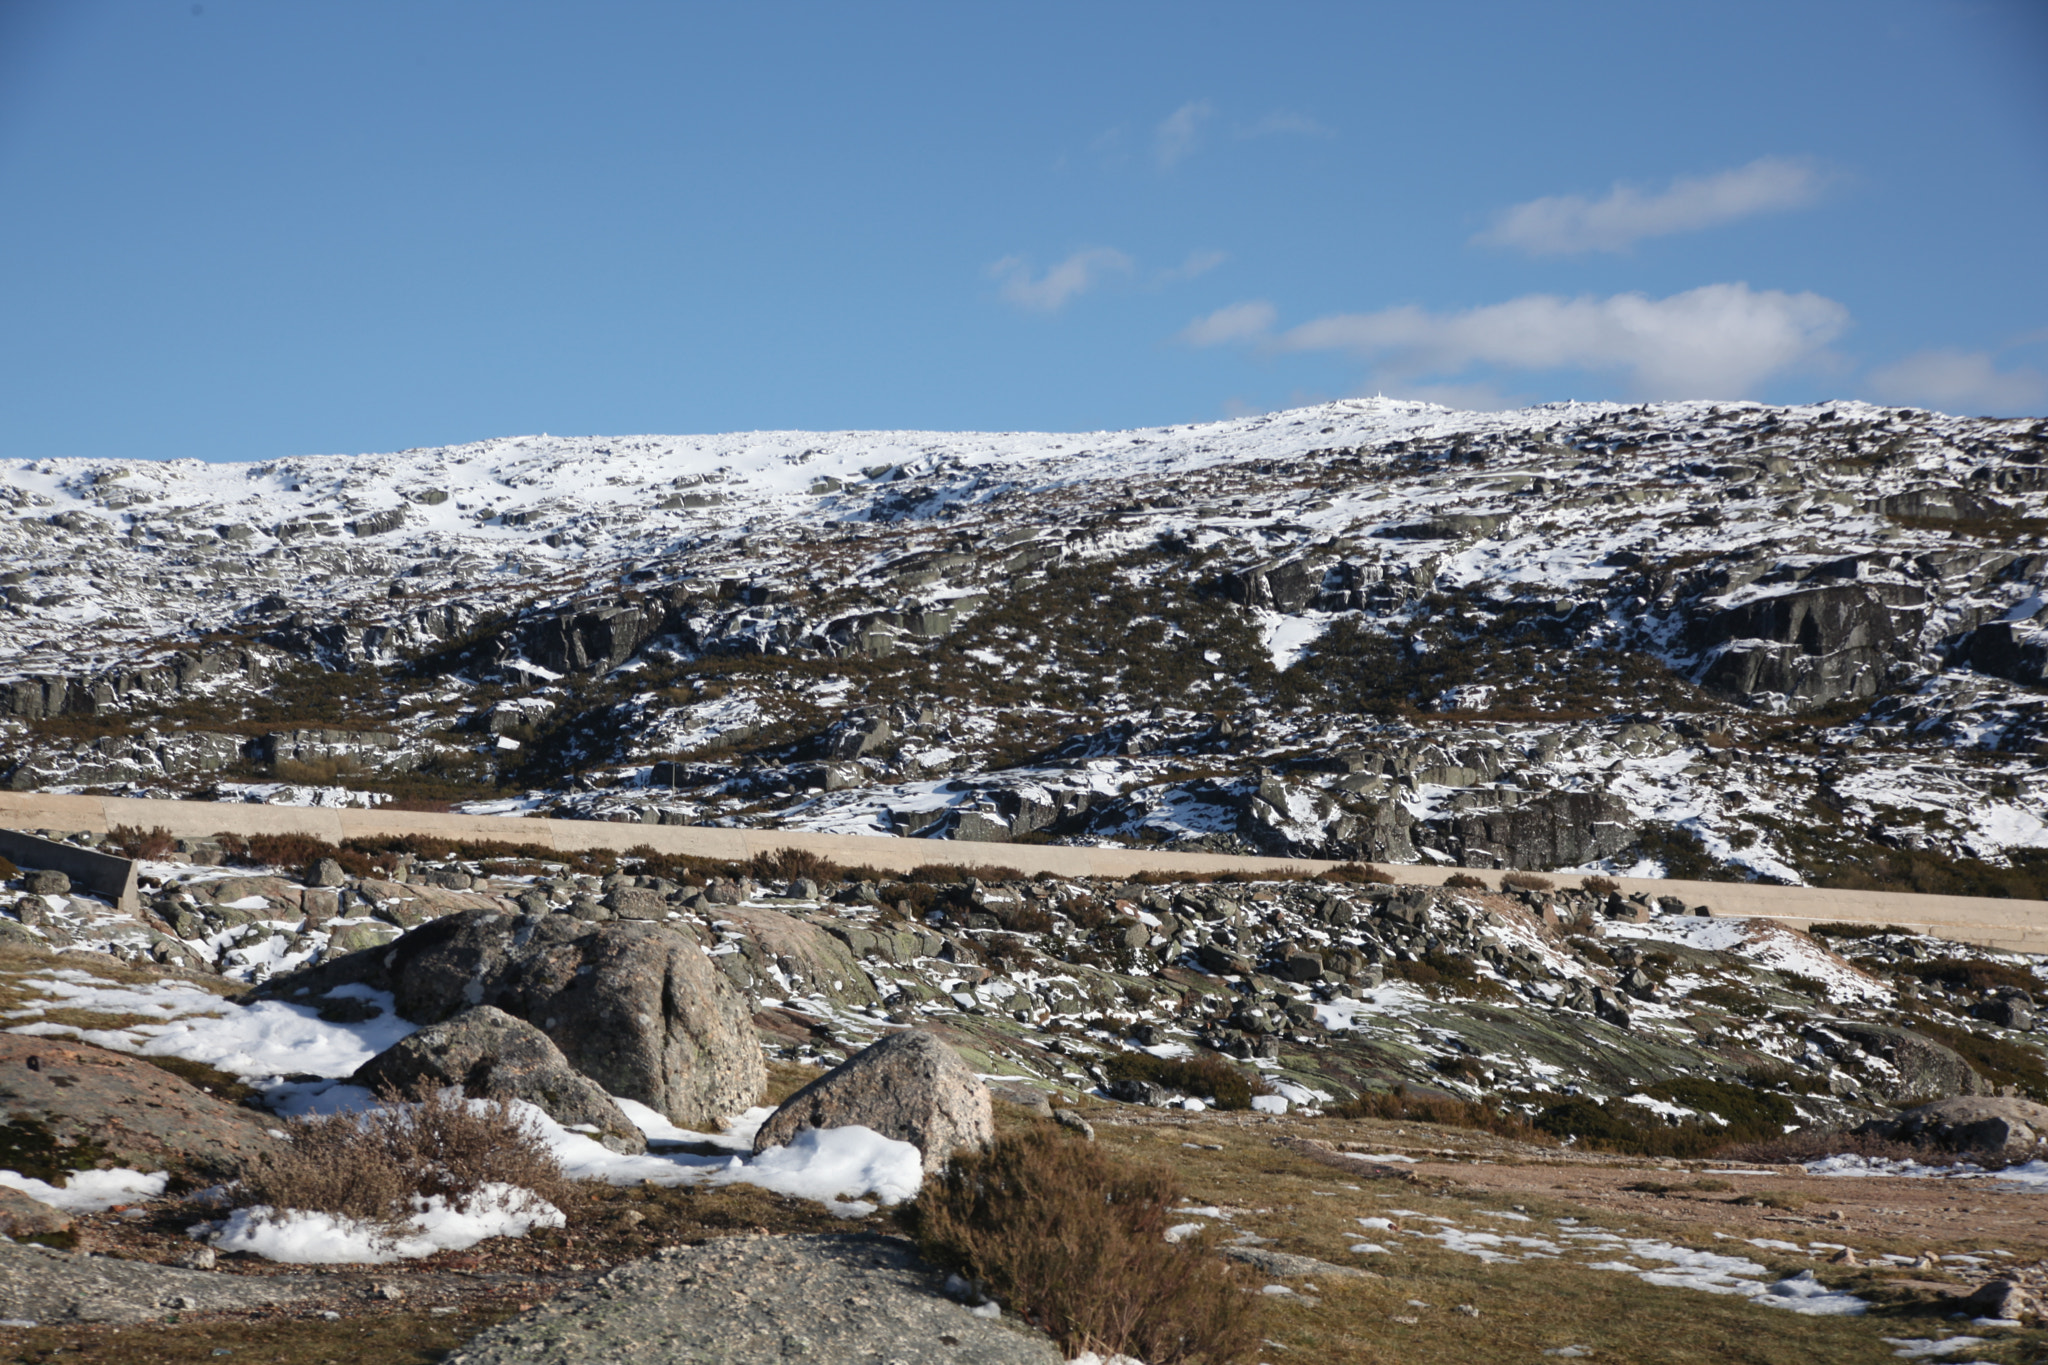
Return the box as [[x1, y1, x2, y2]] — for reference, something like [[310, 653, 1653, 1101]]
[[1716, 1130, 1941, 1165], [240, 1087, 578, 1229], [746, 847, 846, 885], [0, 857, 17, 882], [106, 825, 175, 860], [1443, 872, 1489, 890], [904, 862, 1027, 884], [213, 832, 381, 881], [1580, 875, 1620, 897], [991, 901, 1054, 934], [1500, 870, 1555, 892], [915, 1128, 1256, 1364], [1320, 862, 1396, 885], [1100, 1050, 1271, 1111], [1891, 956, 2042, 996], [1327, 1086, 1547, 1145]]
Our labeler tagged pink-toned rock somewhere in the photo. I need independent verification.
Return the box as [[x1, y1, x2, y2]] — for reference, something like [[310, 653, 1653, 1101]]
[[0, 1185, 72, 1238], [0, 1034, 279, 1179]]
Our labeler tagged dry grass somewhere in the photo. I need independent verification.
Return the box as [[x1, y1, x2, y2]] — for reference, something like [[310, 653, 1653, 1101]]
[[239, 1086, 577, 1228], [1070, 1109, 2035, 1365], [915, 1127, 1258, 1364]]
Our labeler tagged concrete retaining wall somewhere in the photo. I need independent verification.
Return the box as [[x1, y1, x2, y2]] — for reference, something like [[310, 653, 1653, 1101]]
[[1, 792, 2042, 952], [0, 825, 140, 913]]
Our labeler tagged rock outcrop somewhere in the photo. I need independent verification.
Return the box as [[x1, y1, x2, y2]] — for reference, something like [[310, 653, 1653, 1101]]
[[0, 1034, 279, 1179], [277, 910, 764, 1129], [1813, 1021, 1986, 1105], [1859, 1095, 2048, 1157], [350, 1004, 647, 1152], [752, 1030, 993, 1175]]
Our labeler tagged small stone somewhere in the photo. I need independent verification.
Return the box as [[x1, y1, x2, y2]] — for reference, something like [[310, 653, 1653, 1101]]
[[1052, 1108, 1095, 1141]]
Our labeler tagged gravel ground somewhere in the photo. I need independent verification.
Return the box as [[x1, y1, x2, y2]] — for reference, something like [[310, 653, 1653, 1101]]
[[444, 1233, 1059, 1365], [0, 1241, 311, 1326]]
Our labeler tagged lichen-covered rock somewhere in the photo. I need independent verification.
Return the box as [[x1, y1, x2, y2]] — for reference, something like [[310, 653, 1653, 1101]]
[[270, 909, 764, 1129], [350, 1004, 646, 1152], [752, 1029, 992, 1174], [1860, 1095, 2048, 1157], [1818, 1020, 1986, 1105], [0, 1034, 278, 1178], [713, 907, 881, 1007]]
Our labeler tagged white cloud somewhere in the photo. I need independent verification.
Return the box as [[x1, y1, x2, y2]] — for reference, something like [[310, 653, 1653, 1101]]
[[1185, 283, 1848, 399], [1868, 349, 2048, 414], [1478, 157, 1825, 255], [1155, 100, 1213, 169], [1157, 249, 1227, 284], [987, 248, 1133, 313], [1177, 300, 1276, 347]]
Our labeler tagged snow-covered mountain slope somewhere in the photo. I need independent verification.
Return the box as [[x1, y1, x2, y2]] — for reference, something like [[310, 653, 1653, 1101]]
[[3, 397, 2046, 893]]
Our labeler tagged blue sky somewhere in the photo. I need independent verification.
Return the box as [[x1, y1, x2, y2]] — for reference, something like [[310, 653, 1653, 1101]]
[[1, 0, 2043, 464]]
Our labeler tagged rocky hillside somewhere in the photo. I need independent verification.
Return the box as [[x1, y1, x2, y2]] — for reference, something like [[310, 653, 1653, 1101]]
[[3, 397, 2046, 893], [8, 827, 2046, 1145]]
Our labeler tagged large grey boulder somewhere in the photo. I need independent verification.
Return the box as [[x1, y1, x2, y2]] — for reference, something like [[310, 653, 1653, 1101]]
[[1819, 1020, 1986, 1105], [752, 1030, 993, 1175], [1684, 581, 1927, 709], [350, 1005, 647, 1152], [1860, 1096, 2048, 1158], [268, 909, 764, 1129], [1434, 789, 1636, 870]]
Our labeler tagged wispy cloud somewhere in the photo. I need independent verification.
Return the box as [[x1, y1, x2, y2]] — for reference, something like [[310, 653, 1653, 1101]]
[[1868, 349, 2047, 414], [1477, 157, 1826, 255], [1156, 249, 1227, 284], [1177, 300, 1276, 347], [1181, 283, 1849, 399], [987, 248, 1134, 313], [1154, 100, 1213, 169]]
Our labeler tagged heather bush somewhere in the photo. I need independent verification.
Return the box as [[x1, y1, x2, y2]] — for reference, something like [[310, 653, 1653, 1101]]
[[1499, 870, 1554, 892], [239, 1087, 576, 1229], [1443, 872, 1488, 891], [105, 824, 176, 860], [1328, 1086, 1545, 1144], [1099, 1050, 1271, 1110], [1319, 862, 1396, 885], [915, 1128, 1255, 1364]]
